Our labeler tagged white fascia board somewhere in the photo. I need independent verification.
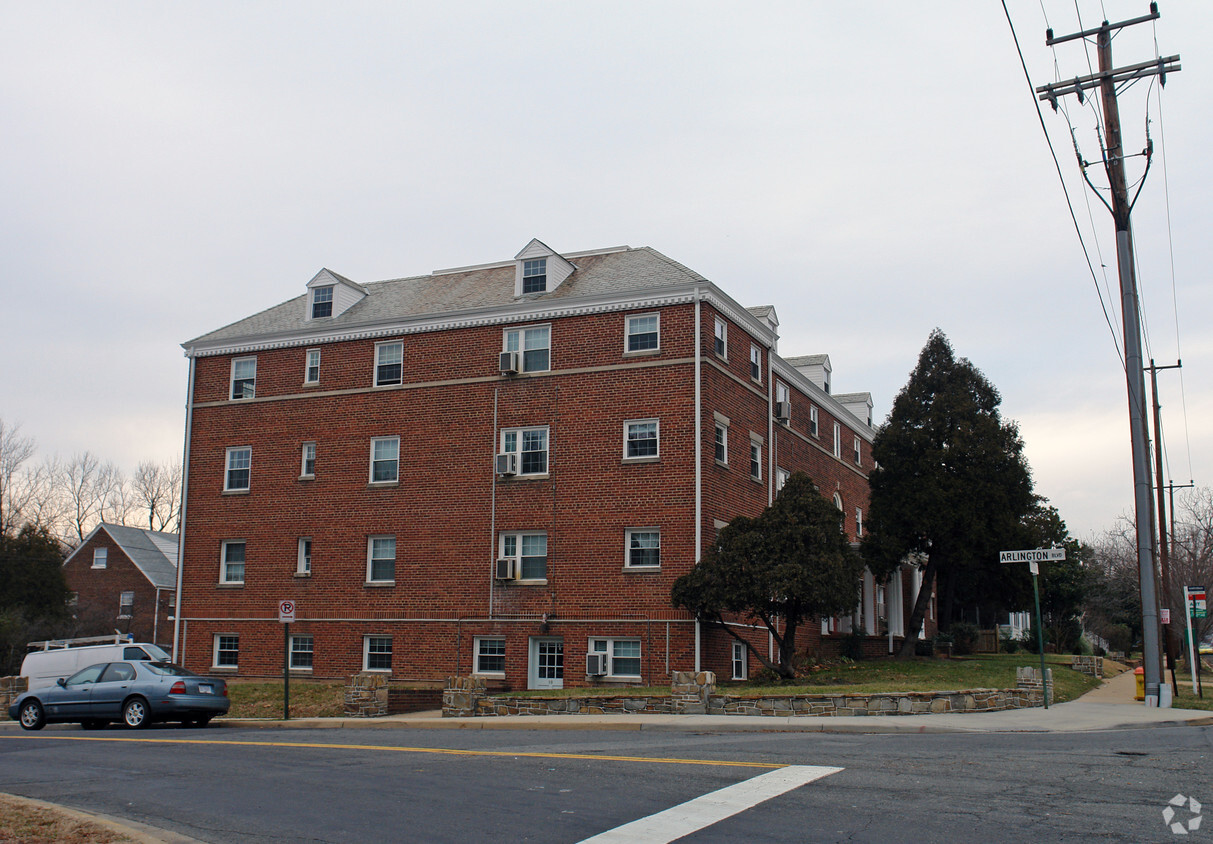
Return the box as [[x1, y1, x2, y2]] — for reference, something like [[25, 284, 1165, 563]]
[[772, 357, 875, 441]]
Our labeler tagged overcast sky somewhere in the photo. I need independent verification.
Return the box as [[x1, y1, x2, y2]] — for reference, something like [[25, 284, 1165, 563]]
[[2, 2, 1208, 539]]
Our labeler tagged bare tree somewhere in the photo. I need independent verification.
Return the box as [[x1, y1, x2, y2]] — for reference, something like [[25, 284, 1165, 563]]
[[1167, 487, 1213, 646], [0, 417, 36, 536], [132, 459, 182, 531], [58, 451, 119, 543]]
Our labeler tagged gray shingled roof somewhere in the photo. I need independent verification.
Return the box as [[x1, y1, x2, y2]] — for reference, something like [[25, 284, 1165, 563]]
[[783, 354, 830, 368], [96, 524, 178, 590], [186, 246, 708, 349]]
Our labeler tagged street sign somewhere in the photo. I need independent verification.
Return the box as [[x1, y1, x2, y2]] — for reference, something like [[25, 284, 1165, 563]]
[[999, 548, 1066, 564], [1161, 608, 1171, 625], [1189, 589, 1208, 619], [278, 599, 296, 623]]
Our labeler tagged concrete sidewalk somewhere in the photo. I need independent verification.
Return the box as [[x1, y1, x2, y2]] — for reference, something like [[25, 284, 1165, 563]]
[[211, 669, 1211, 734]]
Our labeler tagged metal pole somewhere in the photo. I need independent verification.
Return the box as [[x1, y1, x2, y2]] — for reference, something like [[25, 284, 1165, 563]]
[[283, 622, 291, 721], [1032, 563, 1048, 709], [1184, 588, 1198, 700]]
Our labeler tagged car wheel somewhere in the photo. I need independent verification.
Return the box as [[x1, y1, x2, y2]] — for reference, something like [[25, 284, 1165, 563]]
[[122, 697, 151, 729], [81, 719, 106, 730], [18, 700, 45, 731]]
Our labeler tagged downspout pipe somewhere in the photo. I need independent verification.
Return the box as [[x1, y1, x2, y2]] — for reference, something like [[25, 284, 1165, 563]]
[[172, 353, 196, 662], [693, 286, 702, 673]]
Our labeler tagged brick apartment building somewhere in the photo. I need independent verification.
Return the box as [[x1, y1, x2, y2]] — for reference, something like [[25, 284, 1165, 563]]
[[175, 240, 925, 688], [63, 523, 178, 650]]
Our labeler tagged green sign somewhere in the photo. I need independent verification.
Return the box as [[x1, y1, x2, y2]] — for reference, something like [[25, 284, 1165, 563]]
[[1189, 588, 1207, 619]]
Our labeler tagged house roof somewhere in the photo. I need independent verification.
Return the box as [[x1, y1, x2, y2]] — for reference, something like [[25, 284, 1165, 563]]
[[184, 245, 710, 353], [783, 354, 831, 368], [65, 524, 178, 590]]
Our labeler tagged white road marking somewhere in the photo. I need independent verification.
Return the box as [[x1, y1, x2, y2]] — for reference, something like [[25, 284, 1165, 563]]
[[577, 764, 843, 843]]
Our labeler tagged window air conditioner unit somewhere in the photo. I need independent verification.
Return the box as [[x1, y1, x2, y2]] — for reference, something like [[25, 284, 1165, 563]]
[[586, 652, 607, 676], [495, 453, 517, 476], [499, 351, 519, 374], [495, 558, 516, 580], [775, 401, 790, 423]]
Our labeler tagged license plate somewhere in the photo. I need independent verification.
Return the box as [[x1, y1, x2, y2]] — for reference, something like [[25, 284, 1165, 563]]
[[199, 684, 213, 695]]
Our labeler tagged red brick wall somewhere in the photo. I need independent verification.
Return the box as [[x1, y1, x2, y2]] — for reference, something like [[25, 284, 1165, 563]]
[[63, 532, 174, 649]]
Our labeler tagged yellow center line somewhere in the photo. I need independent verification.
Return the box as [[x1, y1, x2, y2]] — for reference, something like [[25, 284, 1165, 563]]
[[0, 735, 785, 769]]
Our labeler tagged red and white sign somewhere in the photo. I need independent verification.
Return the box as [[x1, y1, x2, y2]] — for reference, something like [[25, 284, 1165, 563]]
[[278, 600, 296, 623], [1161, 608, 1171, 625]]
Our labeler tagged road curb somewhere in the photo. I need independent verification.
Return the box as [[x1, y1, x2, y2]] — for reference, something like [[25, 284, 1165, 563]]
[[0, 792, 205, 844]]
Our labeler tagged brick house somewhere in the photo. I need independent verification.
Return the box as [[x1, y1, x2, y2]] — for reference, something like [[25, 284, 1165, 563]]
[[62, 523, 178, 649], [175, 240, 929, 688]]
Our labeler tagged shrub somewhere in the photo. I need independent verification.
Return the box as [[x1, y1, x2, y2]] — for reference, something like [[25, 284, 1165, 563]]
[[841, 631, 865, 661], [1000, 634, 1020, 654], [1105, 624, 1132, 654], [950, 622, 980, 656]]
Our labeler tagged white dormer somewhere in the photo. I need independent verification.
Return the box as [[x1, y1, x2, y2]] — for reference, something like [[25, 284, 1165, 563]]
[[306, 269, 367, 321], [514, 239, 576, 297], [836, 392, 875, 428], [745, 305, 780, 352], [789, 354, 831, 394]]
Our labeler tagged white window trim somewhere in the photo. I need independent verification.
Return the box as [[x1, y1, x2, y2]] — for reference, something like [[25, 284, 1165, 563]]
[[713, 412, 730, 467], [713, 317, 727, 359], [212, 634, 239, 669], [366, 535, 396, 585], [856, 508, 864, 538], [499, 426, 549, 478], [624, 312, 661, 355], [624, 528, 661, 570], [374, 341, 403, 387], [224, 446, 251, 492], [750, 344, 762, 383], [622, 418, 660, 463], [473, 636, 507, 678], [502, 324, 551, 374], [230, 356, 256, 400], [290, 635, 314, 671], [220, 540, 246, 585], [498, 531, 548, 583], [304, 348, 321, 384], [749, 432, 763, 482], [588, 637, 643, 679], [809, 405, 819, 438], [92, 548, 107, 569], [310, 285, 334, 320], [776, 382, 790, 425], [732, 641, 748, 680], [520, 257, 547, 294], [775, 467, 790, 493], [369, 436, 400, 485], [854, 436, 862, 466], [117, 591, 134, 619], [833, 422, 842, 458], [363, 635, 392, 672], [300, 442, 316, 479], [297, 537, 312, 576]]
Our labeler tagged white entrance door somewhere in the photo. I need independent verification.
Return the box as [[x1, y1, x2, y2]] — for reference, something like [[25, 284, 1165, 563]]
[[528, 637, 564, 690]]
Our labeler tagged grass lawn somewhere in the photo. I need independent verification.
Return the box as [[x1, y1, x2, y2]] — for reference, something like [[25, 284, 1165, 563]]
[[0, 795, 130, 844], [225, 680, 346, 718], [511, 654, 1103, 704]]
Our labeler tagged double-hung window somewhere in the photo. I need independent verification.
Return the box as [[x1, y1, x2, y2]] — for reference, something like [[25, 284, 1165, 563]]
[[300, 442, 316, 478], [776, 467, 790, 493], [624, 419, 659, 461], [214, 635, 239, 668], [118, 591, 134, 618], [305, 349, 321, 384], [230, 357, 256, 400], [503, 325, 550, 373], [833, 422, 842, 458], [311, 285, 333, 319], [809, 405, 819, 438], [375, 341, 403, 386], [750, 345, 762, 381], [290, 635, 314, 669], [625, 313, 659, 353], [475, 638, 506, 675], [749, 434, 762, 481], [220, 541, 245, 584], [500, 532, 547, 581], [297, 538, 312, 575], [713, 413, 729, 465], [522, 258, 547, 293], [225, 447, 251, 491], [713, 318, 727, 358], [369, 437, 399, 484], [367, 536, 395, 583], [588, 638, 641, 678], [855, 508, 864, 537], [626, 529, 660, 569], [776, 382, 790, 424], [92, 548, 107, 569], [732, 642, 748, 679], [854, 436, 862, 466], [500, 427, 548, 476], [364, 636, 392, 671]]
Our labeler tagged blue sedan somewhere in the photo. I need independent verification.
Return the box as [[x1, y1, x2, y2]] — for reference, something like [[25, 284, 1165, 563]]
[[9, 661, 230, 730]]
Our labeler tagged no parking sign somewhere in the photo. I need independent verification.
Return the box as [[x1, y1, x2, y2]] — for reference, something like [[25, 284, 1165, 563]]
[[278, 599, 296, 622]]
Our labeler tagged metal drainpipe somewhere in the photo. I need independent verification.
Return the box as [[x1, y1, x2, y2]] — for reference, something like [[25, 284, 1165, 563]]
[[693, 286, 702, 673], [489, 388, 498, 619], [172, 354, 196, 662]]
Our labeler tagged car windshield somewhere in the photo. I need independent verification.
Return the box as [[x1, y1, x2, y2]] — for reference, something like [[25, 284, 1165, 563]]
[[144, 644, 171, 661], [143, 662, 196, 677]]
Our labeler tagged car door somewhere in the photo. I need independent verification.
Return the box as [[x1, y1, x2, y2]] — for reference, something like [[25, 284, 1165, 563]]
[[43, 663, 106, 720], [90, 662, 137, 720]]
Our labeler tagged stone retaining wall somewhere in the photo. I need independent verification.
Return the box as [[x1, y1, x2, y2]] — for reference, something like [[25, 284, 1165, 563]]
[[441, 668, 1049, 718], [1070, 655, 1104, 678], [0, 676, 27, 717]]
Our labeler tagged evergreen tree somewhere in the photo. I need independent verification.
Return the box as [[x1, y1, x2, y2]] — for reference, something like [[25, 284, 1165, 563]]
[[672, 472, 863, 678], [863, 330, 1034, 657]]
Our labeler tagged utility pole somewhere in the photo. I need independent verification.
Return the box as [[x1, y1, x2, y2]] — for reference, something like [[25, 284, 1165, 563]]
[[1148, 358, 1182, 698], [1037, 4, 1180, 707]]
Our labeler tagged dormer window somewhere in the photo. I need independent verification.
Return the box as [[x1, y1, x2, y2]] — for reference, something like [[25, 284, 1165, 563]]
[[522, 259, 547, 294], [311, 285, 334, 319]]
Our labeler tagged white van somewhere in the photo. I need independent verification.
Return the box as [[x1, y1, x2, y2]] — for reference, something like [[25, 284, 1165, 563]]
[[21, 638, 172, 691]]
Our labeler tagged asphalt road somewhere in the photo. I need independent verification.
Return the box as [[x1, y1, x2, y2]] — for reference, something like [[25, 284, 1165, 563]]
[[1, 724, 1210, 842]]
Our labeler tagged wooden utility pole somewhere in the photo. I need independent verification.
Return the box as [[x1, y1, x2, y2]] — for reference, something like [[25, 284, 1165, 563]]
[[1037, 4, 1180, 706]]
